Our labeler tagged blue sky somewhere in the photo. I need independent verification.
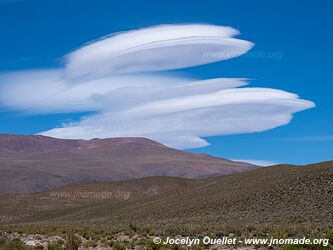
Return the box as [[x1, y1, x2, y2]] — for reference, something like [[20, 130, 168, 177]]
[[0, 0, 332, 165]]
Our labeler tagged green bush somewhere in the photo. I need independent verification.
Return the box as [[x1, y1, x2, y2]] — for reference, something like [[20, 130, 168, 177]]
[[0, 237, 6, 247], [109, 241, 126, 250], [326, 231, 333, 245], [48, 240, 65, 250], [0, 238, 32, 250], [145, 240, 163, 250]]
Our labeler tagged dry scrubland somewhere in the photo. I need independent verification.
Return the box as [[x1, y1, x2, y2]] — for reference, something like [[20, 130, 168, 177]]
[[1, 231, 332, 250], [0, 161, 333, 249]]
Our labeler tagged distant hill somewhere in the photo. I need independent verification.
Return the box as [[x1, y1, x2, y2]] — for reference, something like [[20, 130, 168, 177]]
[[1, 161, 332, 230], [0, 134, 256, 194]]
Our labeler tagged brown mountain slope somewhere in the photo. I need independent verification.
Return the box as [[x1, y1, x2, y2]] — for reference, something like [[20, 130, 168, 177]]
[[0, 176, 205, 224], [0, 134, 256, 194], [1, 161, 332, 230]]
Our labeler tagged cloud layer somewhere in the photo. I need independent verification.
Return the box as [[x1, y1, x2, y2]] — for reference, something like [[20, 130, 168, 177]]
[[65, 24, 253, 80], [0, 24, 315, 149]]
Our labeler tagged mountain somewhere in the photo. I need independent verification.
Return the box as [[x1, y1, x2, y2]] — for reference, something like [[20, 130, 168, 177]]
[[0, 134, 256, 194], [1, 161, 332, 232]]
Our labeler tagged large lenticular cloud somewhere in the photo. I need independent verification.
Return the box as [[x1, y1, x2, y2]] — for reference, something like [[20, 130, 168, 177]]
[[42, 85, 314, 149], [65, 24, 254, 80], [0, 24, 315, 149]]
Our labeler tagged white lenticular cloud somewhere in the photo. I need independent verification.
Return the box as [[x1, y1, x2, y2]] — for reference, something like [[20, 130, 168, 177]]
[[0, 24, 315, 149], [41, 86, 314, 149], [0, 70, 187, 113], [65, 24, 254, 80]]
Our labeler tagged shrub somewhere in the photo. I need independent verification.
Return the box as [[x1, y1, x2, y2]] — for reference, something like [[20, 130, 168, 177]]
[[109, 241, 126, 250], [326, 231, 333, 245], [0, 238, 32, 250], [82, 240, 98, 249], [0, 236, 6, 247], [145, 240, 162, 250], [48, 240, 65, 250], [64, 233, 81, 250]]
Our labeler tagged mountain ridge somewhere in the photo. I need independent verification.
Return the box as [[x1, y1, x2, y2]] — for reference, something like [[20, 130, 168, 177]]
[[0, 134, 257, 194]]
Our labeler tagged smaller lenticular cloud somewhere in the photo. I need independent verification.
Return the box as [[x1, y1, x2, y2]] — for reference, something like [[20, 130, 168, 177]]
[[0, 24, 315, 149], [65, 24, 254, 80], [232, 159, 278, 167]]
